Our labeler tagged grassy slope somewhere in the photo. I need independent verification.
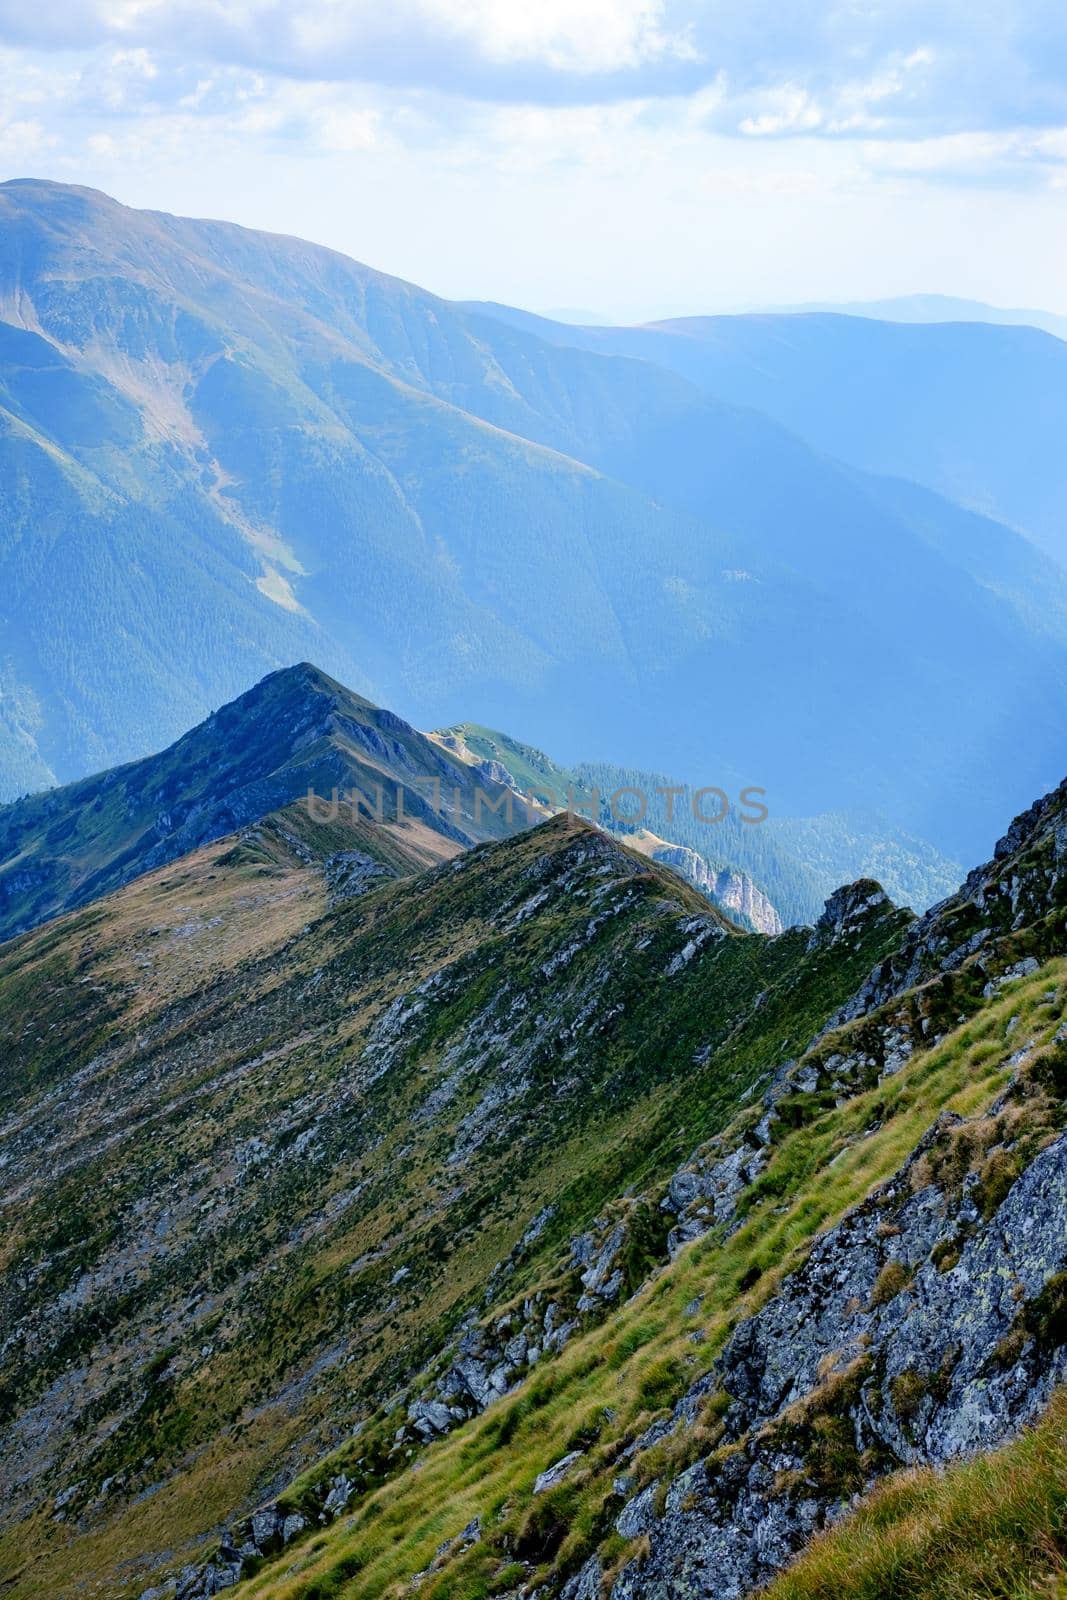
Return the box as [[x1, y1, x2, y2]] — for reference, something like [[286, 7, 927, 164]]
[[764, 1388, 1067, 1600], [0, 818, 907, 1598], [228, 956, 1067, 1600]]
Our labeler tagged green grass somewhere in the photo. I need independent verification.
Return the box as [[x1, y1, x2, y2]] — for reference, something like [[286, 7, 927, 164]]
[[765, 1388, 1067, 1600], [235, 956, 1067, 1600]]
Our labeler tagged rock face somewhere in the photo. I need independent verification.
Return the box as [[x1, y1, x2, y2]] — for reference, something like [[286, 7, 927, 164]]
[[831, 778, 1067, 1026], [661, 1141, 767, 1258], [605, 1116, 1067, 1599], [649, 843, 783, 935]]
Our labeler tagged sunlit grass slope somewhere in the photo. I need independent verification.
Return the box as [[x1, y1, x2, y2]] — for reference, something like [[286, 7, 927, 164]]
[[237, 958, 1067, 1600]]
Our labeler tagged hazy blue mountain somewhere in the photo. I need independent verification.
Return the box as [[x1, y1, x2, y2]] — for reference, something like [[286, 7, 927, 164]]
[[770, 292, 1067, 343], [3, 180, 1067, 865], [467, 299, 1067, 564], [540, 306, 616, 324]]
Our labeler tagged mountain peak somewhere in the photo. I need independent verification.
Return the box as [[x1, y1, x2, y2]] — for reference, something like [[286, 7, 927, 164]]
[[0, 666, 524, 941], [992, 775, 1067, 861], [810, 878, 893, 947], [215, 660, 378, 733]]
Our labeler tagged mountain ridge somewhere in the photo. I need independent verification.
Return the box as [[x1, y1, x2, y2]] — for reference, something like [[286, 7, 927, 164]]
[[206, 771, 1067, 1600], [107, 770, 1067, 1600], [0, 800, 914, 1598], [3, 180, 1067, 864]]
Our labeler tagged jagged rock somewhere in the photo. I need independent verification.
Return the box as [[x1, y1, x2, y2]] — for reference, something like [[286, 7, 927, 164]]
[[808, 880, 890, 951], [663, 1143, 766, 1256], [322, 1475, 355, 1517], [606, 1118, 1067, 1598], [560, 1555, 602, 1599], [174, 1555, 242, 1599], [323, 849, 393, 903], [533, 1451, 584, 1494], [666, 918, 724, 976], [649, 845, 783, 935], [16, 767, 1067, 1600], [984, 956, 1041, 996], [408, 1400, 454, 1438], [250, 1508, 280, 1549], [616, 1480, 660, 1539]]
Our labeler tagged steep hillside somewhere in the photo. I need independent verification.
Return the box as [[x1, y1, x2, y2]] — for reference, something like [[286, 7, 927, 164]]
[[0, 811, 912, 1599], [0, 664, 525, 944], [469, 300, 1067, 567], [156, 779, 1067, 1600], [3, 182, 1067, 860]]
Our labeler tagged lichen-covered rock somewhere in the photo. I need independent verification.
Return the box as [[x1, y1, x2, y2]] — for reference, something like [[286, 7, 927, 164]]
[[534, 1451, 583, 1494], [606, 1118, 1067, 1599], [615, 1479, 660, 1539], [662, 1142, 767, 1257]]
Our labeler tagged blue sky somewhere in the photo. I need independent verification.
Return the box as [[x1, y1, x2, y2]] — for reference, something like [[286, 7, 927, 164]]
[[3, 2, 1067, 318]]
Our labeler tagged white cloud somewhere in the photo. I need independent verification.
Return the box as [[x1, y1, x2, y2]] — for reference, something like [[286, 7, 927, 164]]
[[739, 89, 825, 137], [425, 0, 693, 73], [2, 2, 1067, 323], [317, 105, 381, 152], [0, 0, 696, 84], [280, 0, 693, 75], [0, 117, 52, 158]]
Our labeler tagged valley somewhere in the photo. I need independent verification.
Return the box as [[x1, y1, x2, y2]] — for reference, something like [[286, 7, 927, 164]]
[[3, 182, 1067, 865]]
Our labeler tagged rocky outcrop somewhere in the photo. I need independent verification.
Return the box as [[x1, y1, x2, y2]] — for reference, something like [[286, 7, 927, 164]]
[[322, 848, 393, 902], [649, 843, 783, 935], [660, 1140, 767, 1258], [601, 1100, 1067, 1598], [831, 779, 1067, 1027]]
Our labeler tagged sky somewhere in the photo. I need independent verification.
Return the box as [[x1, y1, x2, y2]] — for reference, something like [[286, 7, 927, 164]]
[[3, 2, 1067, 320]]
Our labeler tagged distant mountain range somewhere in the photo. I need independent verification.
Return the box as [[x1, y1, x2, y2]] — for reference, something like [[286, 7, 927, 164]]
[[468, 300, 1067, 566], [771, 292, 1067, 344], [3, 180, 1067, 868]]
